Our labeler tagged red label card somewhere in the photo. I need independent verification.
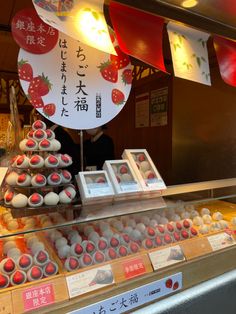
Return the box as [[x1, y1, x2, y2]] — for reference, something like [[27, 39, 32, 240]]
[[122, 258, 146, 280]]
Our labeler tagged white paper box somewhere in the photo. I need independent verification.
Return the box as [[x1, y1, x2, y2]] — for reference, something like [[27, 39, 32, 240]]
[[122, 149, 166, 191], [103, 160, 143, 199], [77, 171, 114, 204]]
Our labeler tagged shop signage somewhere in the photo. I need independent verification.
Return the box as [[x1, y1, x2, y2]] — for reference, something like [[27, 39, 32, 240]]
[[18, 31, 132, 129], [23, 283, 55, 312], [207, 232, 235, 251], [167, 22, 211, 86], [149, 245, 185, 270], [11, 8, 58, 54], [150, 87, 168, 127], [66, 264, 114, 298], [67, 272, 182, 314], [122, 257, 147, 280]]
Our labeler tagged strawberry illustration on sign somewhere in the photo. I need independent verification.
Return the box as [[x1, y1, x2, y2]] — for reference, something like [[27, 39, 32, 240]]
[[110, 46, 130, 70], [98, 61, 118, 83], [112, 89, 125, 105], [122, 69, 132, 84], [30, 96, 44, 109], [28, 73, 52, 99], [43, 103, 56, 117], [18, 59, 33, 81]]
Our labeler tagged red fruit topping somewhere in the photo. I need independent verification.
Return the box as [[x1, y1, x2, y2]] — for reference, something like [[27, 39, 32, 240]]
[[16, 156, 25, 165], [48, 156, 58, 164], [83, 254, 92, 265], [65, 190, 72, 198], [26, 139, 36, 148], [28, 130, 34, 138], [46, 129, 53, 138], [61, 155, 69, 163], [0, 274, 8, 287], [3, 259, 15, 273], [183, 219, 190, 229], [181, 230, 189, 239], [190, 227, 198, 236], [18, 173, 27, 183], [12, 270, 25, 284], [40, 139, 50, 148], [144, 239, 153, 249], [130, 242, 139, 253], [6, 192, 14, 202], [31, 266, 42, 279], [30, 193, 41, 203], [107, 248, 117, 259], [176, 222, 182, 231], [165, 278, 173, 289], [96, 178, 106, 183], [173, 232, 181, 241], [69, 257, 79, 270], [36, 250, 48, 263], [154, 236, 162, 246], [30, 155, 40, 164], [34, 129, 44, 139], [44, 262, 56, 275], [164, 234, 172, 244], [138, 154, 145, 162], [94, 251, 105, 262], [119, 165, 128, 174], [19, 255, 31, 268], [147, 172, 155, 179], [86, 242, 95, 253], [50, 173, 60, 182], [35, 174, 45, 184], [147, 227, 155, 236], [157, 226, 165, 234], [34, 120, 44, 129], [74, 244, 83, 255], [98, 240, 107, 250], [110, 237, 119, 248], [167, 224, 174, 233], [173, 281, 179, 290], [62, 170, 71, 179], [122, 234, 130, 243], [119, 246, 128, 256]]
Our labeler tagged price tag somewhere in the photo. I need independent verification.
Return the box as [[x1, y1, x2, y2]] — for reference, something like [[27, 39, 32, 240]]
[[68, 272, 182, 314], [207, 232, 235, 251], [23, 283, 55, 312], [149, 245, 185, 270], [66, 264, 114, 298], [87, 183, 112, 197]]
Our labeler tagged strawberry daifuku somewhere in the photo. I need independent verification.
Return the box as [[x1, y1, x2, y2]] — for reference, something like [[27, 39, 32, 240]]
[[39, 139, 53, 150], [32, 120, 46, 130], [29, 155, 44, 168], [64, 256, 80, 271], [10, 270, 27, 286], [28, 193, 44, 207], [45, 154, 59, 168], [33, 129, 47, 141], [47, 172, 62, 186], [27, 266, 43, 281], [43, 261, 58, 277], [31, 173, 47, 187]]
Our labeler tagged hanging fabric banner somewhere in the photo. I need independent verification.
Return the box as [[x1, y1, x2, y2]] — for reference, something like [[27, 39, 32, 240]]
[[214, 36, 236, 87], [167, 22, 211, 85], [109, 1, 166, 73], [32, 0, 116, 55]]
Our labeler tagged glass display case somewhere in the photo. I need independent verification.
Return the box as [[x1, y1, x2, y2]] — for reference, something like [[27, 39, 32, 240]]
[[0, 178, 236, 313]]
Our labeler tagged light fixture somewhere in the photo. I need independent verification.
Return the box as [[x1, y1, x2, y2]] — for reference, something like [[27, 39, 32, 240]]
[[181, 0, 198, 8]]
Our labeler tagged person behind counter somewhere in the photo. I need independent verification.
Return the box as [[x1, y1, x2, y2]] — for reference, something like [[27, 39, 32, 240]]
[[84, 125, 115, 170]]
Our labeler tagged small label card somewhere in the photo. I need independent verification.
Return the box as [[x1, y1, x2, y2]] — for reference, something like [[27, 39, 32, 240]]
[[23, 283, 55, 312], [66, 264, 114, 298], [207, 232, 235, 251], [122, 257, 147, 280], [87, 183, 112, 197], [149, 245, 185, 270], [120, 181, 139, 192]]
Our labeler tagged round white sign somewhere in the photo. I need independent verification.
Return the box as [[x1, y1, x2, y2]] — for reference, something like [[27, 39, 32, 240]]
[[18, 32, 132, 129]]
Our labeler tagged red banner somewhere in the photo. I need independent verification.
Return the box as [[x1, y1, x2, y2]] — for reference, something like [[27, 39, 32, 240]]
[[109, 2, 167, 72], [214, 36, 236, 87]]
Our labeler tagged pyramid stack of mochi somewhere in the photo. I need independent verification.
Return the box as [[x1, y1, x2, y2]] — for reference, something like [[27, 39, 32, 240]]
[[3, 120, 77, 209]]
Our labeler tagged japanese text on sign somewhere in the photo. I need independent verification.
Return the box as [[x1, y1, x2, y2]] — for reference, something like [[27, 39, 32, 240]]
[[23, 283, 55, 312]]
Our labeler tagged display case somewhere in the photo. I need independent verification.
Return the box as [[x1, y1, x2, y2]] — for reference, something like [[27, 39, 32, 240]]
[[0, 178, 236, 313]]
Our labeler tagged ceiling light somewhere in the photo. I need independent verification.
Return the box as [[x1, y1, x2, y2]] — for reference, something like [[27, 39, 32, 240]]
[[181, 0, 198, 8]]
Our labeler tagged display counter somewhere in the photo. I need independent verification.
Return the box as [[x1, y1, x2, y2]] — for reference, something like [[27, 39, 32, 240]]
[[0, 178, 236, 313]]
